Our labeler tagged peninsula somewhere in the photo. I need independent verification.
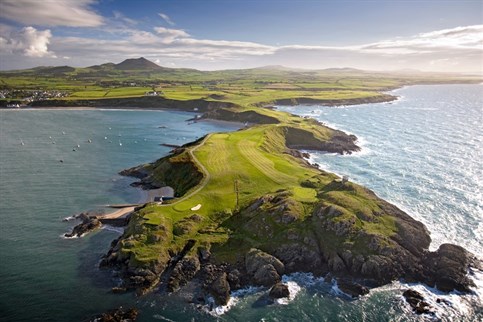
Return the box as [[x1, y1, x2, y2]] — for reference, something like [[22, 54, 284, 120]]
[[2, 58, 481, 310]]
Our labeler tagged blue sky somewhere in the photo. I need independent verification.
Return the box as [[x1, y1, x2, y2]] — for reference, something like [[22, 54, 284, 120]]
[[0, 0, 482, 72]]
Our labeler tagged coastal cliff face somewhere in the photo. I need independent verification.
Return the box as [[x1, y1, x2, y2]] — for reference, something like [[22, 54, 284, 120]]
[[99, 108, 480, 306]]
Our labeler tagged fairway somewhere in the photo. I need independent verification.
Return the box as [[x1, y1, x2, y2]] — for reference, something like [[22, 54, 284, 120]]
[[149, 125, 321, 225]]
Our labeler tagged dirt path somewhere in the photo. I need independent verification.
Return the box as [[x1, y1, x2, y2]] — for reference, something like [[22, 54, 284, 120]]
[[99, 134, 212, 218], [160, 134, 212, 206]]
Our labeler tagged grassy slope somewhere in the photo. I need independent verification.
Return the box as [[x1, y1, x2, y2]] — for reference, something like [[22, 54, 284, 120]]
[[119, 108, 402, 270], [125, 124, 322, 263]]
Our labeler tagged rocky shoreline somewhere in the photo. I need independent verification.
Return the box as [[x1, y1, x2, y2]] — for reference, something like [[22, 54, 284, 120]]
[[69, 98, 481, 318], [98, 132, 481, 312], [99, 199, 481, 306]]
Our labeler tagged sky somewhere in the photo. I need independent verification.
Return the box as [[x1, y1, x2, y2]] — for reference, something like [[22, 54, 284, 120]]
[[0, 0, 482, 73]]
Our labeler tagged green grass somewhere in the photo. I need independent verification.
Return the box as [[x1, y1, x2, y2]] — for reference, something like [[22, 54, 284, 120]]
[[5, 64, 479, 270]]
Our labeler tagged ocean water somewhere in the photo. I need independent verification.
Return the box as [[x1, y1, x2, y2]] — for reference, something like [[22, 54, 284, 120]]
[[0, 109, 241, 321], [0, 84, 482, 321]]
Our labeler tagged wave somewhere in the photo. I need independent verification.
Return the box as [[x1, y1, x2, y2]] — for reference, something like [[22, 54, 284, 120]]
[[201, 285, 262, 316], [101, 225, 124, 234]]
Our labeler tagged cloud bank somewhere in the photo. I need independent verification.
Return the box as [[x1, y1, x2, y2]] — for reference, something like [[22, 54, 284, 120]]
[[0, 0, 103, 27], [0, 0, 481, 74]]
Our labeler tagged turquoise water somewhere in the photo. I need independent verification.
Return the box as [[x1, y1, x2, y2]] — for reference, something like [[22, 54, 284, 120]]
[[0, 109, 241, 321], [1, 85, 482, 321]]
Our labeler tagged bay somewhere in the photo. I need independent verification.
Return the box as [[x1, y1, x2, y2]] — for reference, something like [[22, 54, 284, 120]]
[[1, 84, 482, 321]]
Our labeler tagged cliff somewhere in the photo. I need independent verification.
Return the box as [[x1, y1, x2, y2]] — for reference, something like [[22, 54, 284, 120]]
[[100, 109, 480, 304]]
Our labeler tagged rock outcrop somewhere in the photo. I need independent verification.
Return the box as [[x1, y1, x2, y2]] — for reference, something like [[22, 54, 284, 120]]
[[208, 272, 231, 305], [245, 248, 285, 286], [167, 256, 201, 292], [91, 306, 138, 322], [64, 213, 101, 238], [336, 279, 370, 298], [402, 289, 432, 315], [421, 243, 477, 292], [269, 282, 290, 299]]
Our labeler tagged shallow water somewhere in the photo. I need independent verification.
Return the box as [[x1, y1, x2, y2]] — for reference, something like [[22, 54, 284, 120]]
[[1, 84, 482, 321], [0, 109, 241, 321]]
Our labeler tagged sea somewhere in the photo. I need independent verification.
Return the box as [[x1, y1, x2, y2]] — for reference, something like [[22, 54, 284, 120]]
[[0, 84, 481, 321]]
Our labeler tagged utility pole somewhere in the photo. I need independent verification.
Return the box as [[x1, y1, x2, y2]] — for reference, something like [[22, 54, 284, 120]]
[[234, 179, 239, 211]]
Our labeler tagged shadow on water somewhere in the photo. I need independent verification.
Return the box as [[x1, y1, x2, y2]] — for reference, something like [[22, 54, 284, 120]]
[[76, 229, 137, 321], [77, 230, 119, 289]]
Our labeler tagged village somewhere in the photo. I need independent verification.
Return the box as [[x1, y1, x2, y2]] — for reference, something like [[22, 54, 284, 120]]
[[0, 89, 69, 106]]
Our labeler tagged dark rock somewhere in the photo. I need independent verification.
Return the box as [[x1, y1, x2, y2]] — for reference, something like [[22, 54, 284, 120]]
[[336, 279, 369, 298], [422, 243, 476, 292], [167, 256, 200, 292], [269, 282, 290, 299], [403, 289, 432, 315], [91, 306, 138, 322], [208, 272, 230, 306], [198, 247, 211, 262], [64, 213, 101, 238], [111, 287, 127, 294], [253, 264, 280, 287], [245, 248, 284, 286], [272, 243, 325, 275], [227, 269, 241, 289]]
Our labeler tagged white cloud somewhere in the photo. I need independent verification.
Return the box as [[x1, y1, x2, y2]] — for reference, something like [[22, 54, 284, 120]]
[[0, 0, 103, 27], [158, 12, 175, 26], [359, 25, 483, 54], [153, 27, 190, 41], [113, 11, 138, 25], [0, 26, 55, 57], [1, 23, 481, 73]]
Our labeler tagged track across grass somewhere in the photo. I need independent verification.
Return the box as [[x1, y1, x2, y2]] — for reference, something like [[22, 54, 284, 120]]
[[145, 125, 320, 226]]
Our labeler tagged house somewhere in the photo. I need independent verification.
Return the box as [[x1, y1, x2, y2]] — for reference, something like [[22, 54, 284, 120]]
[[154, 196, 163, 202]]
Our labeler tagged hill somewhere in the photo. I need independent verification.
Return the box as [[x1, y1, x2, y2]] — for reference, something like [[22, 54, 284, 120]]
[[113, 57, 164, 70], [99, 106, 479, 304]]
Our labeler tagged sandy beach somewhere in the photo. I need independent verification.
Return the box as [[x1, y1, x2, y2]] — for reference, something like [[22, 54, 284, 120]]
[[98, 187, 167, 219]]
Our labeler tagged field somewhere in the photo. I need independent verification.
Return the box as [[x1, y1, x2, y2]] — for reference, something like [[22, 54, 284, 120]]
[[140, 125, 321, 228], [2, 59, 480, 107]]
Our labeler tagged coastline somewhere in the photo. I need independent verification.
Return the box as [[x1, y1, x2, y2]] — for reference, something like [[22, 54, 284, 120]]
[[2, 84, 480, 320]]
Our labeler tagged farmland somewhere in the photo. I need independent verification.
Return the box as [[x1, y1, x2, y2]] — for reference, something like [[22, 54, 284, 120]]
[[1, 57, 480, 107]]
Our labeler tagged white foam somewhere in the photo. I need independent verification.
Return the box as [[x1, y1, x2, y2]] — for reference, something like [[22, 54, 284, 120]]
[[202, 285, 262, 316], [60, 233, 80, 239], [373, 277, 483, 321], [329, 279, 359, 299], [101, 225, 124, 234], [152, 314, 176, 321], [275, 280, 302, 305], [203, 295, 239, 316]]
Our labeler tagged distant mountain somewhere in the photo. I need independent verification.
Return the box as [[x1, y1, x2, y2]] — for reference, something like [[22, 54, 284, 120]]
[[87, 62, 116, 70], [253, 65, 298, 71], [321, 67, 365, 73], [113, 57, 163, 70], [24, 65, 76, 76]]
